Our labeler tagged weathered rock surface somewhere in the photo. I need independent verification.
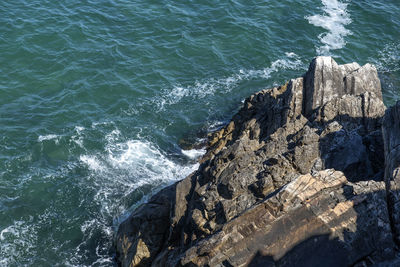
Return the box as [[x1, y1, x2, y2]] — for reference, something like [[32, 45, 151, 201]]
[[116, 56, 400, 266], [177, 170, 392, 266]]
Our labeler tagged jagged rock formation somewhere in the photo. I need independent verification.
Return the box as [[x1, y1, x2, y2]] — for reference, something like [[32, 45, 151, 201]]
[[115, 57, 400, 266]]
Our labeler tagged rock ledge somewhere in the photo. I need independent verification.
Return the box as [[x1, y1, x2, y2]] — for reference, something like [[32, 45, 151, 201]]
[[116, 57, 400, 266]]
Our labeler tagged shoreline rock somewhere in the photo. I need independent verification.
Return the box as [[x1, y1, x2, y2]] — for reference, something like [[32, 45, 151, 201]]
[[115, 56, 400, 266]]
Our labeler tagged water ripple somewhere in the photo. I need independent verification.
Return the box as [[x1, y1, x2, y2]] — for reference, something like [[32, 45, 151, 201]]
[[0, 0, 398, 265]]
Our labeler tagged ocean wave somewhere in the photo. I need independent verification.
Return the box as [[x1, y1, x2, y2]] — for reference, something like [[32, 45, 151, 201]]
[[306, 0, 352, 55], [181, 148, 206, 160], [75, 129, 201, 264], [80, 128, 200, 211]]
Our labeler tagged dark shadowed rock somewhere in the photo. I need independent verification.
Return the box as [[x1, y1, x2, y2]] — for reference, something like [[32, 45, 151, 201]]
[[383, 101, 400, 246], [115, 57, 397, 266]]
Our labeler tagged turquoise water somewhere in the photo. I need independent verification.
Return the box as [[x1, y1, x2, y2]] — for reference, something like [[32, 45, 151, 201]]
[[0, 0, 399, 265]]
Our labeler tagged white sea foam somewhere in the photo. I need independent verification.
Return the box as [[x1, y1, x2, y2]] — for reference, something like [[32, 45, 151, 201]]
[[91, 121, 113, 128], [104, 138, 199, 188], [306, 0, 352, 55], [243, 53, 304, 80], [156, 52, 304, 110], [80, 155, 105, 172], [38, 134, 59, 143], [80, 129, 199, 213], [285, 52, 298, 58], [182, 148, 206, 160], [71, 126, 85, 148], [207, 120, 226, 132], [74, 128, 201, 264], [0, 220, 37, 266]]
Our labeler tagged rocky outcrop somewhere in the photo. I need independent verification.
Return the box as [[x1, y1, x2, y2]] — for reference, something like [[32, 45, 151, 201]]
[[116, 56, 400, 266], [177, 170, 392, 266]]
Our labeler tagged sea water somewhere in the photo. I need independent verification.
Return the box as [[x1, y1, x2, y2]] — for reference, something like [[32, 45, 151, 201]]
[[0, 0, 399, 265]]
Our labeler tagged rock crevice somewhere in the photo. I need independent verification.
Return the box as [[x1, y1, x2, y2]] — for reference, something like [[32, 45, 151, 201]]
[[115, 57, 400, 266]]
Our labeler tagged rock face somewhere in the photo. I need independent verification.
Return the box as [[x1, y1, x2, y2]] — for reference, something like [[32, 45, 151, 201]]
[[116, 56, 400, 266], [383, 101, 400, 246]]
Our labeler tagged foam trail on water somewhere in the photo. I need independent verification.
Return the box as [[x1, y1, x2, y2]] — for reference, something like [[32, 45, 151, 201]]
[[306, 0, 352, 55], [156, 52, 304, 110]]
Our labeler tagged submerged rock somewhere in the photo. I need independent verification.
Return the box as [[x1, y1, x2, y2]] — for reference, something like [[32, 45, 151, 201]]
[[115, 57, 399, 266]]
